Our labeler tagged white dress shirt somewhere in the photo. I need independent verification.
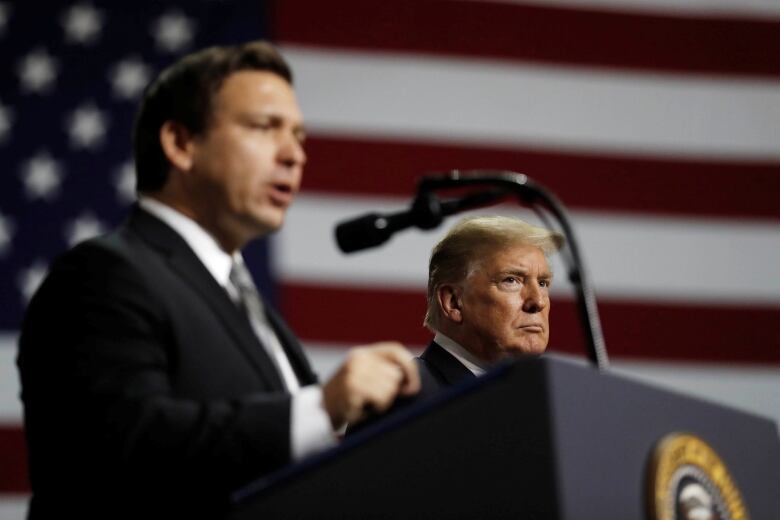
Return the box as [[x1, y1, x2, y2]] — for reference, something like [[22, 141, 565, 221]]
[[433, 331, 490, 376], [138, 197, 336, 460]]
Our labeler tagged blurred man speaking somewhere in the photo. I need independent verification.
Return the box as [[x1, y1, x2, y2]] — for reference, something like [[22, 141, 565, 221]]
[[17, 41, 418, 518]]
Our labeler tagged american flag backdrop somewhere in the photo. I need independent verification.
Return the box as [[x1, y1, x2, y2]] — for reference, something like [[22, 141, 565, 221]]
[[2, 0, 780, 515]]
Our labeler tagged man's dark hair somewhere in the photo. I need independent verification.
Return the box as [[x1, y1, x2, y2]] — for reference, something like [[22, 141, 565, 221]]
[[133, 41, 293, 193]]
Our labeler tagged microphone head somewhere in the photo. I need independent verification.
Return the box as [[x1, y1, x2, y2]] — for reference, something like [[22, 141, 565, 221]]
[[335, 213, 394, 253]]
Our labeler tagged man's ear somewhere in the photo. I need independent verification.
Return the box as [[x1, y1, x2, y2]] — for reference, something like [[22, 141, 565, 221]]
[[159, 120, 196, 172], [437, 284, 463, 324]]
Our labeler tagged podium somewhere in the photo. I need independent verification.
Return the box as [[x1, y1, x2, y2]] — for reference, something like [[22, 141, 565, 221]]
[[228, 356, 779, 519]]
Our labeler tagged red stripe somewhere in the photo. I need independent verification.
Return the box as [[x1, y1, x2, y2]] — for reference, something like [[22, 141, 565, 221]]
[[0, 425, 29, 493], [301, 136, 780, 220], [280, 282, 780, 364], [271, 0, 780, 78]]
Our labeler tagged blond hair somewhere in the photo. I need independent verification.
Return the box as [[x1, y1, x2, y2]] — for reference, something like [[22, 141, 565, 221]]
[[424, 216, 564, 331]]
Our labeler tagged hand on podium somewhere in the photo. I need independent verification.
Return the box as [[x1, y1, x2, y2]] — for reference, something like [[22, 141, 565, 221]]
[[322, 343, 420, 428]]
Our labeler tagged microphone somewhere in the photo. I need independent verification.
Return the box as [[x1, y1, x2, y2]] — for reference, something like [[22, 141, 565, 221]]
[[335, 191, 443, 253], [335, 182, 515, 253]]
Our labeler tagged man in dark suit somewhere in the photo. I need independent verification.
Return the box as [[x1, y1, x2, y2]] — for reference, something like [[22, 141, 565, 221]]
[[17, 41, 419, 518], [420, 215, 563, 388], [352, 216, 563, 431]]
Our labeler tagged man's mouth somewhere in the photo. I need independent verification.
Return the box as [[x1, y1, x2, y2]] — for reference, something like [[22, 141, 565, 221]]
[[269, 183, 294, 206], [519, 324, 544, 333]]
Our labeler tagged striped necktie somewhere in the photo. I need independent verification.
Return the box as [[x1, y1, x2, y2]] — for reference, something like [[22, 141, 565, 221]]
[[229, 260, 300, 392]]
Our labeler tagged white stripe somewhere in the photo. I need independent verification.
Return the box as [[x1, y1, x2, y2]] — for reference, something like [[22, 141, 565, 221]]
[[274, 194, 780, 303], [486, 0, 780, 18], [282, 46, 780, 161], [0, 496, 28, 520], [0, 337, 20, 422]]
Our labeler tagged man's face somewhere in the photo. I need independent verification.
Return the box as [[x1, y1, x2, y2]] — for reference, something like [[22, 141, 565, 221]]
[[456, 244, 552, 362], [186, 70, 306, 250]]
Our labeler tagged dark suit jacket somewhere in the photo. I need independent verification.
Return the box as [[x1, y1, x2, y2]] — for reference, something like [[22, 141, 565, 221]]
[[17, 207, 317, 518], [348, 341, 475, 435], [417, 341, 476, 394]]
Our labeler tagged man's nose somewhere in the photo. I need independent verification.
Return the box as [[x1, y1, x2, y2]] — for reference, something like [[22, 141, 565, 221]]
[[522, 282, 546, 313], [277, 132, 307, 169]]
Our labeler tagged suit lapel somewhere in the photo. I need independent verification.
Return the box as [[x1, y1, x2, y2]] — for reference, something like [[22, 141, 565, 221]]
[[420, 341, 475, 387], [125, 207, 286, 391]]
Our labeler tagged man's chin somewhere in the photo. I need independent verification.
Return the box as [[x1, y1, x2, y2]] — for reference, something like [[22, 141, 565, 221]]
[[245, 211, 286, 236], [506, 342, 548, 357]]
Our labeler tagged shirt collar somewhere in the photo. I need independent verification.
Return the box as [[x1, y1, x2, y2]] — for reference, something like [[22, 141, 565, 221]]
[[138, 197, 236, 288], [433, 331, 490, 376]]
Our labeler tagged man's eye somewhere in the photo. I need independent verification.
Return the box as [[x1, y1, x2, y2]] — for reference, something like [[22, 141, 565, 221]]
[[539, 280, 551, 288], [503, 276, 519, 284], [247, 116, 279, 130]]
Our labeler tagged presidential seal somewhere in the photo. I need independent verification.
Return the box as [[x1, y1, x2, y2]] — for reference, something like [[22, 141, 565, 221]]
[[647, 433, 749, 520]]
